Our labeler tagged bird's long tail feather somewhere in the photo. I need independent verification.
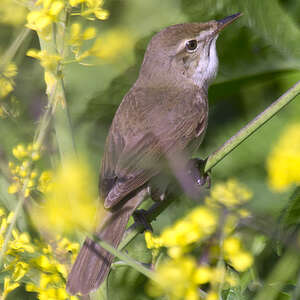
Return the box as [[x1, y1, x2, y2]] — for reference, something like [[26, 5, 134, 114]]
[[67, 189, 147, 295]]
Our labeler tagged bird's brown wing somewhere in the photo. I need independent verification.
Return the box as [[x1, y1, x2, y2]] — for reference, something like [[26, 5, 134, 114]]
[[100, 86, 208, 209]]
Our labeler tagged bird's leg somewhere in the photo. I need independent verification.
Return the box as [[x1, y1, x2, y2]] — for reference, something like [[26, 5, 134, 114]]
[[133, 209, 153, 232], [186, 158, 211, 188], [133, 184, 168, 232]]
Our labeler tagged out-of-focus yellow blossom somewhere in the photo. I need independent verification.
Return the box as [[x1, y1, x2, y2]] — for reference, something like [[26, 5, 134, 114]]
[[8, 143, 42, 196], [86, 29, 133, 61], [8, 230, 35, 254], [147, 256, 199, 300], [146, 206, 217, 258], [223, 236, 253, 272], [12, 143, 40, 161], [26, 0, 65, 40], [206, 179, 252, 208], [0, 63, 17, 99], [12, 261, 29, 281], [0, 0, 28, 26], [27, 49, 61, 73], [267, 123, 300, 192], [148, 257, 237, 300], [27, 49, 62, 94], [146, 180, 254, 299], [0, 208, 79, 299], [25, 236, 79, 300], [69, 23, 97, 47], [33, 158, 102, 234], [38, 170, 53, 193], [206, 291, 218, 300], [69, 0, 109, 21]]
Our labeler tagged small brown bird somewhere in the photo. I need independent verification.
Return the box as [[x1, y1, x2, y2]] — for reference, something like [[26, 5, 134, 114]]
[[67, 13, 241, 295]]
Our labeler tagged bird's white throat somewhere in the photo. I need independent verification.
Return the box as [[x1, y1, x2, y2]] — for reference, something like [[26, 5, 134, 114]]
[[192, 36, 219, 89]]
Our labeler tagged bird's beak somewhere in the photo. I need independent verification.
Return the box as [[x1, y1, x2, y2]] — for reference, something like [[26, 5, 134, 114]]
[[217, 12, 242, 32]]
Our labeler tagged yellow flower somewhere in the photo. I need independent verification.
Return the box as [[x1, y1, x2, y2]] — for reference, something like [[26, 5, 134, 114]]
[[206, 179, 252, 207], [149, 256, 200, 300], [145, 231, 163, 249], [8, 230, 35, 253], [69, 23, 97, 48], [26, 0, 65, 40], [229, 251, 253, 272], [0, 63, 17, 99], [267, 123, 300, 191], [70, 0, 110, 21], [27, 49, 61, 73], [38, 170, 53, 193], [12, 262, 29, 281], [146, 206, 217, 252], [193, 265, 212, 284], [87, 29, 133, 61], [206, 291, 218, 300], [223, 236, 241, 255], [33, 158, 103, 234], [223, 236, 253, 272]]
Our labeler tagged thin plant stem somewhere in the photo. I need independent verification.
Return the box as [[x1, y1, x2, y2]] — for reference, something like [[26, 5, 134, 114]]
[[204, 79, 300, 172], [0, 28, 31, 71], [91, 234, 157, 282]]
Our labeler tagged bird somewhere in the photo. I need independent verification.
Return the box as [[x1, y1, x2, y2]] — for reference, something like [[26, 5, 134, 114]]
[[67, 13, 242, 296]]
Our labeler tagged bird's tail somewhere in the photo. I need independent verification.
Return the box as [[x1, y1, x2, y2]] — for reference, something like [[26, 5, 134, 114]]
[[66, 189, 147, 296]]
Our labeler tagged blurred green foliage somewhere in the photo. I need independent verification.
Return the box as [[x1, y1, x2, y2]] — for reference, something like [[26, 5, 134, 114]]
[[1, 0, 300, 299]]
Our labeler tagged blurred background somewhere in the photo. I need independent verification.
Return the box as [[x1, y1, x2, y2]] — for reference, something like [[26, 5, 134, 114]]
[[0, 0, 300, 299]]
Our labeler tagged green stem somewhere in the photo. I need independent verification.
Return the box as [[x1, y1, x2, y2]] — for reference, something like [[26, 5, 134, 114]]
[[38, 10, 77, 161], [204, 79, 300, 172], [0, 28, 31, 71], [92, 235, 157, 282]]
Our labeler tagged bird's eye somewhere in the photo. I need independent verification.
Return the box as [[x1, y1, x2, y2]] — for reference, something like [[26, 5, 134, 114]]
[[185, 39, 198, 52]]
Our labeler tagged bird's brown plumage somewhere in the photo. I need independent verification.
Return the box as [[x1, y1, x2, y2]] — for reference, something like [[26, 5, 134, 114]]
[[67, 14, 241, 296]]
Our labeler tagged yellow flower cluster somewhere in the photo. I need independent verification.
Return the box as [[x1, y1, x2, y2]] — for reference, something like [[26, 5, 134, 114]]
[[32, 158, 103, 234], [0, 63, 17, 100], [26, 0, 65, 40], [25, 236, 79, 300], [205, 179, 252, 208], [223, 236, 253, 272], [146, 206, 217, 258], [26, 0, 109, 40], [27, 49, 62, 94], [88, 29, 133, 61], [8, 143, 42, 197], [267, 123, 300, 192], [147, 256, 226, 300], [70, 0, 109, 20], [0, 208, 79, 299], [146, 179, 254, 300], [0, 0, 28, 27]]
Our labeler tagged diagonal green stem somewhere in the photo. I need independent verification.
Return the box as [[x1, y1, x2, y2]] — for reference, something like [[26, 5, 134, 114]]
[[0, 28, 31, 71], [91, 234, 157, 282], [204, 79, 300, 172]]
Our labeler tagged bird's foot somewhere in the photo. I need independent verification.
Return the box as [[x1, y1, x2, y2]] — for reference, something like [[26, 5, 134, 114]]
[[133, 209, 153, 232], [187, 158, 211, 189]]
